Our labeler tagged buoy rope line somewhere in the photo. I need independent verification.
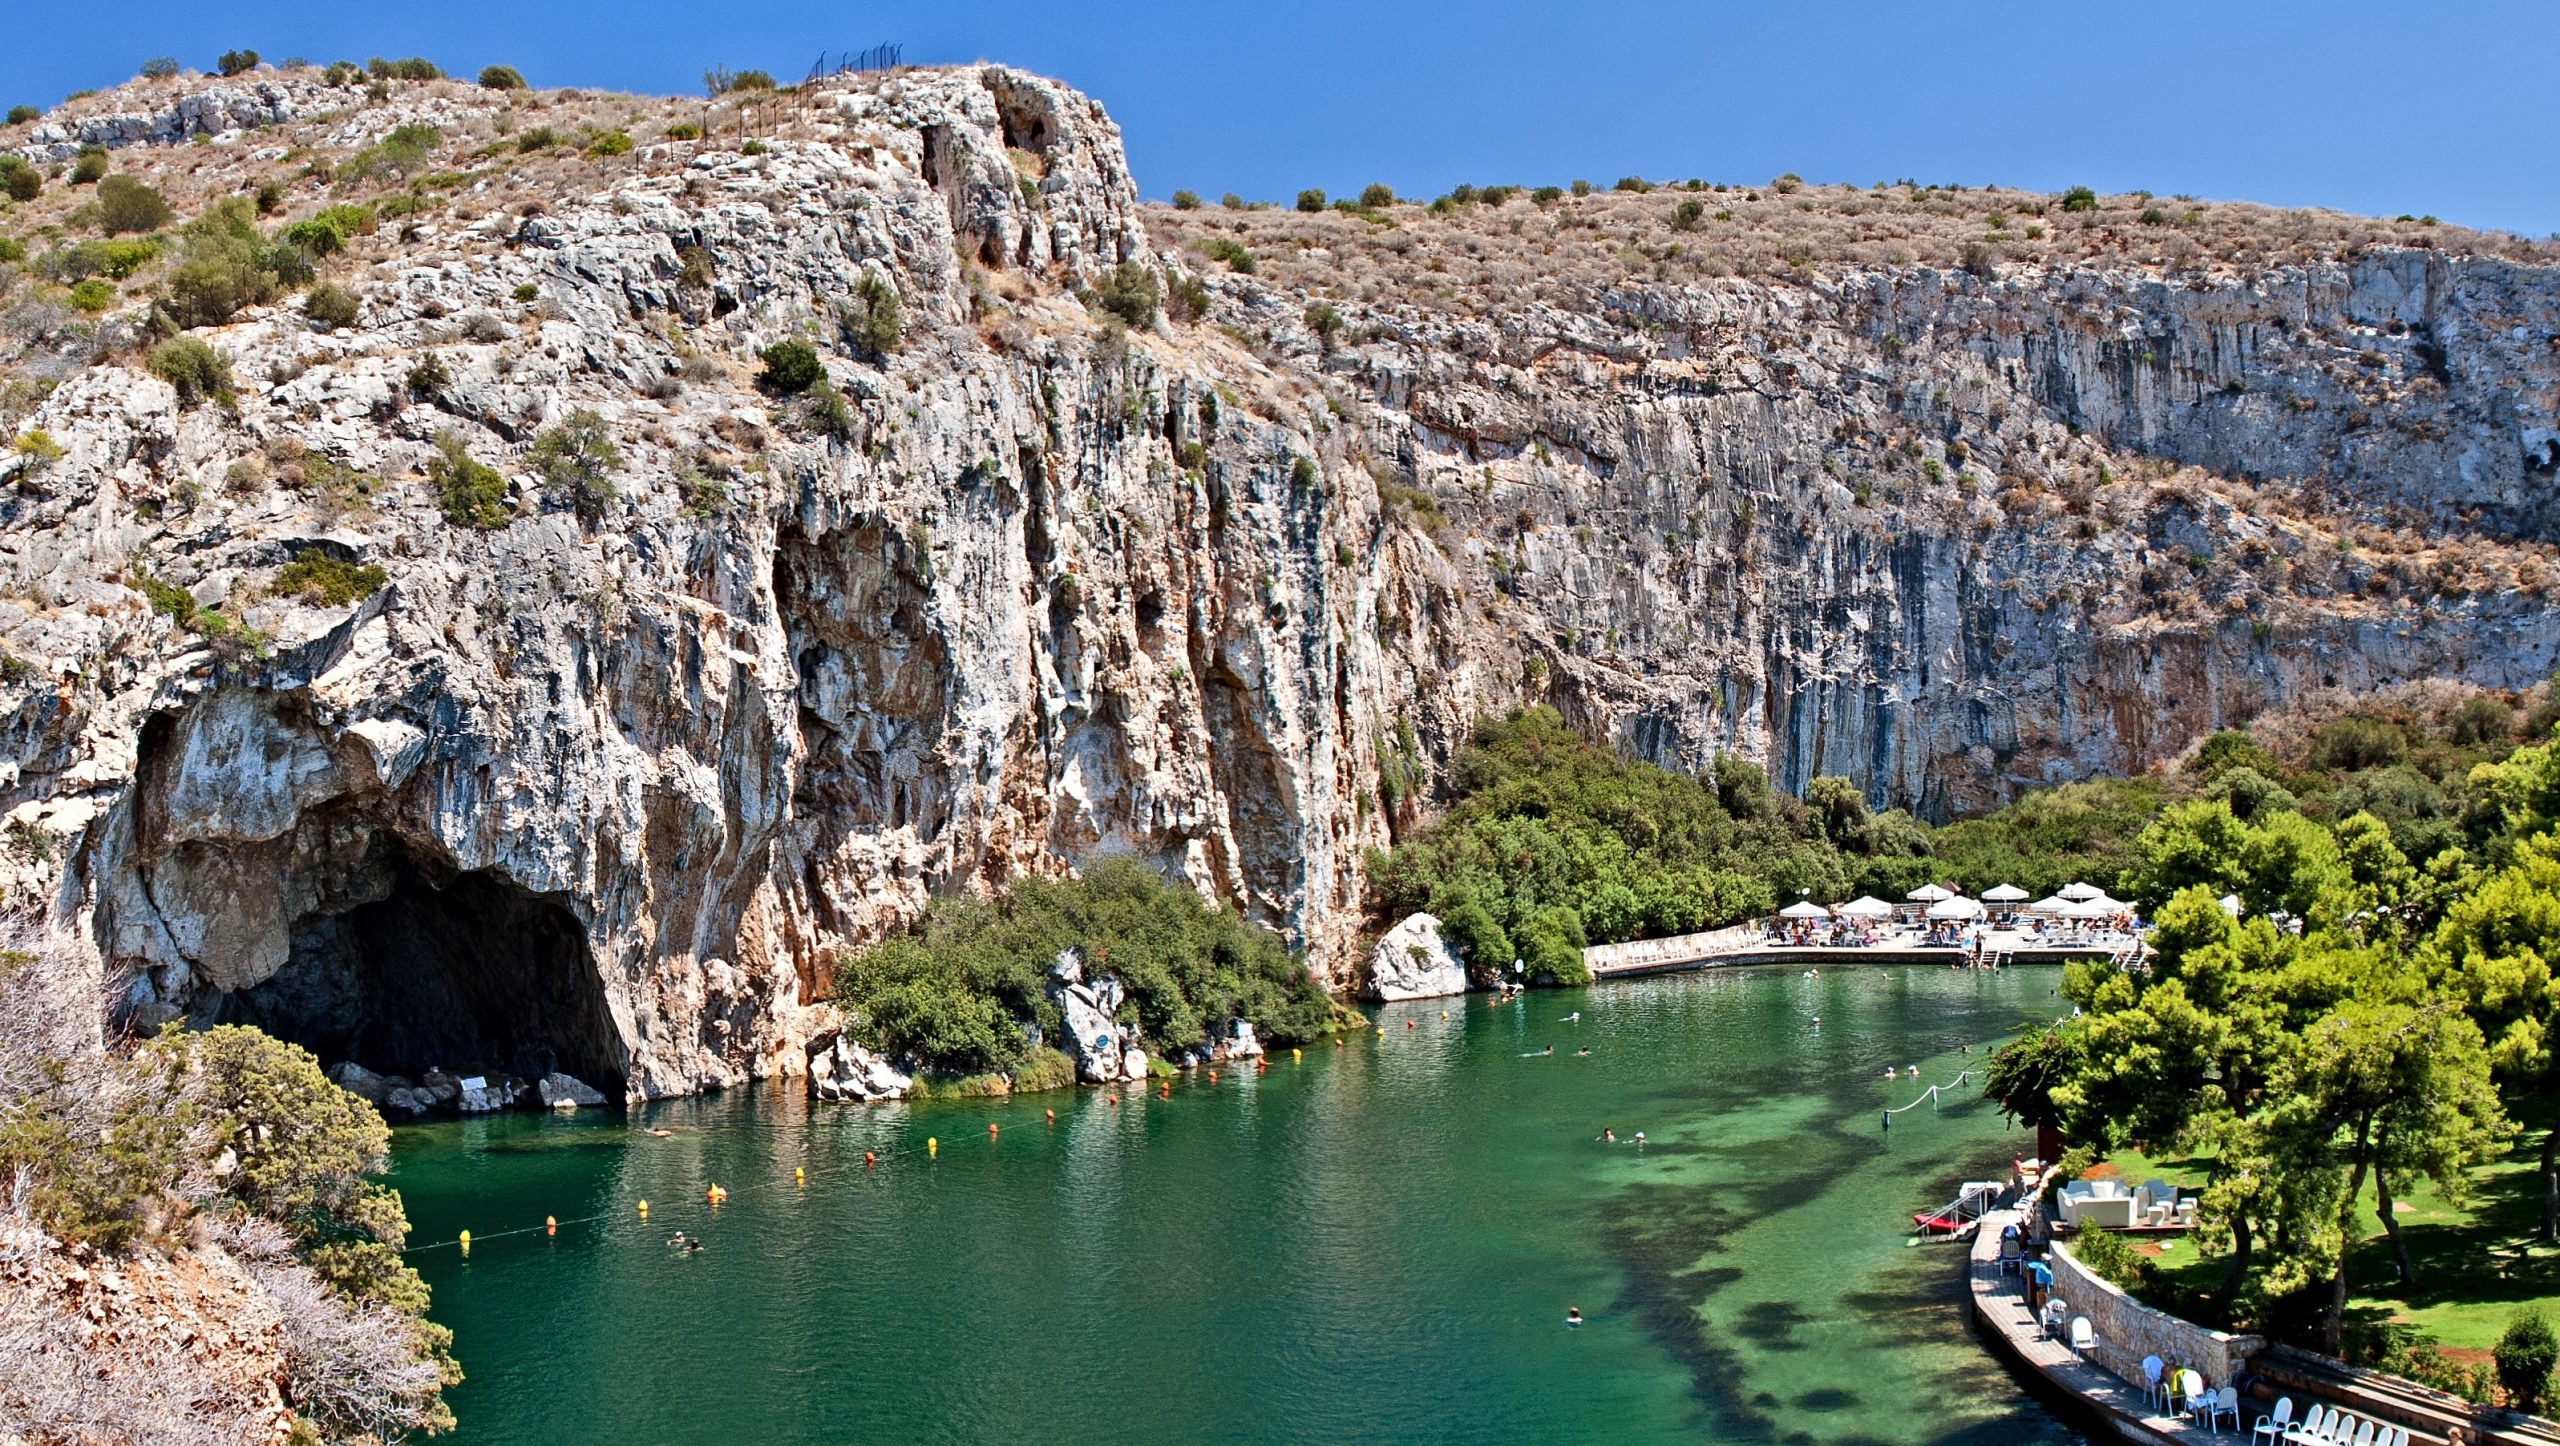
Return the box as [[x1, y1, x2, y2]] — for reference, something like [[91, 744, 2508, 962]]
[[405, 1051, 1308, 1255], [1884, 1066, 1979, 1116]]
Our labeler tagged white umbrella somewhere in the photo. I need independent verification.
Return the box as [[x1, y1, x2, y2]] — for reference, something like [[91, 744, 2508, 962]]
[[1927, 895, 1985, 920], [2081, 893, 2129, 914], [2026, 895, 2073, 915], [2060, 897, 2115, 920], [1906, 883, 1954, 903], [2059, 881, 2104, 902], [1779, 899, 1832, 920], [1835, 896, 1894, 920], [2218, 894, 2243, 918], [1980, 883, 2030, 903]]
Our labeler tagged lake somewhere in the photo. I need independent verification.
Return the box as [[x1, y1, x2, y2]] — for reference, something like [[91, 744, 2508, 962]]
[[391, 963, 2088, 1444]]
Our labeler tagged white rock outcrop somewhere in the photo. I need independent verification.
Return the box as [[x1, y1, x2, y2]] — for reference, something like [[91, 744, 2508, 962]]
[[807, 1033, 914, 1102], [538, 1072, 608, 1109], [1367, 914, 1469, 1001], [1047, 949, 1135, 1085]]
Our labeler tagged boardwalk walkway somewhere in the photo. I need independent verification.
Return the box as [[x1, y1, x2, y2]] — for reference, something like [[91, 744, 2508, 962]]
[[1583, 926, 2139, 979], [1968, 1207, 2232, 1444]]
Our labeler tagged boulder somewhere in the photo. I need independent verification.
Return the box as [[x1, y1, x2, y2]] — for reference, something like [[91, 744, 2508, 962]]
[[1366, 913, 1469, 1001], [456, 1073, 526, 1113], [383, 1086, 438, 1115], [806, 1032, 912, 1103], [1119, 1048, 1149, 1084], [538, 1072, 607, 1109], [418, 1070, 462, 1106], [1047, 948, 1133, 1084], [324, 1061, 391, 1103]]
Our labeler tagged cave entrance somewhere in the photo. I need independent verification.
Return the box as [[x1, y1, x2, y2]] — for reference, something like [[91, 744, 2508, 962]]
[[210, 840, 626, 1096]]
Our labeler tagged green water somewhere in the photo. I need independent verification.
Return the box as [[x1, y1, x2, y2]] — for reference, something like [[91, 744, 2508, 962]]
[[391, 965, 2086, 1444]]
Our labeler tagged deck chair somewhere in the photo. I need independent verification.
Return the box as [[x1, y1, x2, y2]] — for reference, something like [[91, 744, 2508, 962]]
[[2208, 1386, 2240, 1431], [2252, 1396, 2295, 1445], [2068, 1316, 2096, 1353], [2285, 1404, 2332, 1445], [2141, 1356, 2166, 1411]]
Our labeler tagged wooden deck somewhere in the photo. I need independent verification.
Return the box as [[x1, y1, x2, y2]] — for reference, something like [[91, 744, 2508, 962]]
[[1967, 1208, 2242, 1444]]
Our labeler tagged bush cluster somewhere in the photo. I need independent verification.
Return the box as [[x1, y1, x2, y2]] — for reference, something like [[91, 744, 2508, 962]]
[[0, 157, 43, 203], [278, 202, 376, 255], [162, 197, 311, 328], [302, 281, 360, 330], [216, 49, 260, 76], [271, 548, 386, 606], [757, 338, 824, 394], [842, 272, 901, 358], [526, 408, 620, 522], [1091, 261, 1159, 329], [831, 856, 1344, 1079], [477, 64, 526, 90], [146, 335, 232, 407], [426, 430, 509, 528]]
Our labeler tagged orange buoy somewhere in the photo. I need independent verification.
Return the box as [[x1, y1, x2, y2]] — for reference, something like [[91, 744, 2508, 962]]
[[545, 1215, 557, 1237], [706, 1184, 727, 1205], [1159, 1082, 1170, 1098], [864, 1151, 876, 1167], [987, 1122, 999, 1137], [1108, 1093, 1120, 1107], [1208, 1070, 1218, 1083], [1044, 1109, 1056, 1125], [1406, 1019, 1416, 1030]]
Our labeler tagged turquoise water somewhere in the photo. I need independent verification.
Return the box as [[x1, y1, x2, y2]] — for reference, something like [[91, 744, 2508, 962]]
[[391, 965, 2086, 1444]]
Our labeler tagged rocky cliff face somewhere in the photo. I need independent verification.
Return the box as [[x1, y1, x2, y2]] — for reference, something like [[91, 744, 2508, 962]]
[[1, 65, 2553, 1096]]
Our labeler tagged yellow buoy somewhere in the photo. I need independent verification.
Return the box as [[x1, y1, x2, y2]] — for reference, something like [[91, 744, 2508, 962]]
[[637, 1199, 649, 1216], [1292, 1047, 1301, 1061], [927, 1136, 939, 1156], [545, 1215, 557, 1237], [458, 1229, 471, 1256], [794, 1167, 805, 1186]]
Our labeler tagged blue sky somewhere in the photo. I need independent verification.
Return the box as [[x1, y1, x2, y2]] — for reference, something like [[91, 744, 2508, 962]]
[[7, 1, 2555, 236]]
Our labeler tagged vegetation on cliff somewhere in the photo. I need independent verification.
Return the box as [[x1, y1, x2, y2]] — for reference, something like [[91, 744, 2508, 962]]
[[829, 857, 1348, 1080], [0, 926, 456, 1441]]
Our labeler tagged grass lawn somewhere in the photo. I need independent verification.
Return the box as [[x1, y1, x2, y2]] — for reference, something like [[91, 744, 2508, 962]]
[[2096, 1106, 2560, 1353]]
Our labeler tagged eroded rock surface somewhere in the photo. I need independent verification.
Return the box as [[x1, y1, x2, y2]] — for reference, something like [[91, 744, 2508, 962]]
[[1367, 913, 1469, 1001], [0, 65, 2551, 1096]]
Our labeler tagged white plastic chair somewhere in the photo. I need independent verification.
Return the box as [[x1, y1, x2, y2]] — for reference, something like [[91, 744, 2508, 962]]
[[2253, 1396, 2295, 1445], [2350, 1421, 2374, 1446], [2209, 1386, 2241, 1431], [2069, 1316, 2096, 1353], [2286, 1404, 2332, 1445], [2142, 1355, 2166, 1411], [2180, 1371, 2209, 1425]]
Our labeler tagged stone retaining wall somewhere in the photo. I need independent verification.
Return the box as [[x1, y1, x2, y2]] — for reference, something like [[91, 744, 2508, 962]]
[[2050, 1240, 2266, 1391]]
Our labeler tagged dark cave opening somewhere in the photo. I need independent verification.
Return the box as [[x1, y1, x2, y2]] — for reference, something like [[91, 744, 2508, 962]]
[[209, 840, 626, 1095]]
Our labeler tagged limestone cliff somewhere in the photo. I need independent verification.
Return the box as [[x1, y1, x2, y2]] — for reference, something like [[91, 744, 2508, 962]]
[[0, 65, 2552, 1096]]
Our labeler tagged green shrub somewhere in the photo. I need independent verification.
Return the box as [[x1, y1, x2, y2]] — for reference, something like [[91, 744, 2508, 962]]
[[1092, 261, 1159, 328], [1201, 236, 1255, 273], [1532, 185, 1563, 205], [404, 352, 450, 399], [757, 338, 824, 394], [1295, 188, 1325, 213], [2060, 185, 2099, 212], [366, 56, 442, 81], [790, 382, 857, 442], [216, 49, 260, 77], [140, 58, 180, 81], [2137, 206, 2169, 225], [321, 60, 361, 86], [663, 122, 703, 141], [341, 123, 439, 182], [740, 139, 768, 156], [302, 281, 360, 330], [426, 430, 509, 528], [512, 282, 538, 303], [515, 125, 560, 153], [2066, 1224, 2148, 1294], [67, 278, 114, 312], [1170, 189, 1202, 209], [1613, 175, 1653, 193], [161, 198, 298, 327], [278, 202, 375, 255], [584, 129, 633, 158], [69, 146, 107, 185], [272, 548, 386, 606], [0, 157, 43, 203], [527, 408, 621, 521], [2499, 1311, 2558, 1414], [477, 64, 526, 90], [1359, 181, 1395, 209], [831, 856, 1343, 1076], [0, 236, 23, 263], [1672, 197, 1705, 230], [4, 105, 36, 126], [147, 335, 232, 407], [41, 237, 159, 280], [95, 174, 172, 233], [843, 272, 901, 357], [1303, 301, 1343, 344]]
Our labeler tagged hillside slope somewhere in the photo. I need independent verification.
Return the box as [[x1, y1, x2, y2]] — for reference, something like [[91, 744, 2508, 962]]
[[0, 63, 2552, 1095]]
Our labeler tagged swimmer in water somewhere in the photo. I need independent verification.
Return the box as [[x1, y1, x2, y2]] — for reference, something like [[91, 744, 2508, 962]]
[[1563, 1012, 1581, 1024], [667, 1231, 687, 1248], [685, 1237, 703, 1254], [649, 1127, 673, 1138], [1542, 1045, 1554, 1056], [1632, 1131, 1646, 1146], [1600, 1128, 1616, 1143], [1565, 1307, 1583, 1327], [1576, 1046, 1591, 1056], [1885, 1066, 1897, 1079], [1810, 1015, 1820, 1028]]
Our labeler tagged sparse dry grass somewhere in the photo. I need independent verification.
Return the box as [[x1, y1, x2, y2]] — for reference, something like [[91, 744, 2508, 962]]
[[1149, 181, 2559, 322]]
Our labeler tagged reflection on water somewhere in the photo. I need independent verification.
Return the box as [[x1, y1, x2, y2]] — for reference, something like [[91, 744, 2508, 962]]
[[392, 965, 2084, 1445]]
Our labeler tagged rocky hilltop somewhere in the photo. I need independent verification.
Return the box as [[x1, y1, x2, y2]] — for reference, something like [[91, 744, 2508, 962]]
[[1, 64, 2553, 1097]]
